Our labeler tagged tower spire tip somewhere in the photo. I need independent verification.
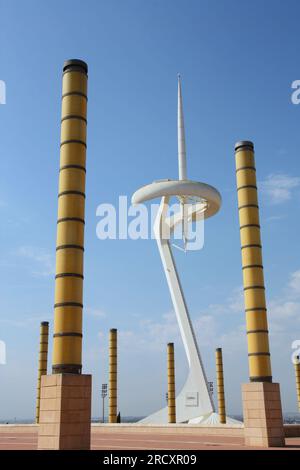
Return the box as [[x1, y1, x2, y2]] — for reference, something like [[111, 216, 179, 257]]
[[177, 73, 186, 180]]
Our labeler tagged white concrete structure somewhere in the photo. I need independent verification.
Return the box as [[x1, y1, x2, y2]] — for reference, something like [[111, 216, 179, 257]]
[[132, 77, 223, 423], [177, 74, 187, 181]]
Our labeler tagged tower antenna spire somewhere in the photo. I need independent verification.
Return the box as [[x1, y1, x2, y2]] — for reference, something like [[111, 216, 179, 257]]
[[178, 74, 187, 180]]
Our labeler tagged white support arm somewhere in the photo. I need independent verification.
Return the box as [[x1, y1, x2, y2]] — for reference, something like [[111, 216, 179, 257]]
[[139, 197, 214, 423]]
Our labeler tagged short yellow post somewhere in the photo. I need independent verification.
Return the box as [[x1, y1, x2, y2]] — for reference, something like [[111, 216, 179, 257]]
[[215, 348, 226, 424], [109, 328, 117, 423], [36, 321, 49, 423], [294, 355, 300, 411], [167, 342, 176, 423]]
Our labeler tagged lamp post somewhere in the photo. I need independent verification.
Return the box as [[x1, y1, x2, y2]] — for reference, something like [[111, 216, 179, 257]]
[[101, 383, 108, 423]]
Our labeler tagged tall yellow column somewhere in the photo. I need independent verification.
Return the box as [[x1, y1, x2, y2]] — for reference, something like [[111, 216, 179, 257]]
[[235, 141, 271, 382], [294, 355, 300, 411], [36, 322, 49, 423], [215, 348, 226, 424], [167, 343, 176, 423], [37, 60, 91, 450], [52, 59, 88, 374], [236, 141, 284, 447], [109, 329, 117, 423]]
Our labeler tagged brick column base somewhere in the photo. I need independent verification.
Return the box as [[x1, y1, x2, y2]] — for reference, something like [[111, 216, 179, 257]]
[[37, 374, 91, 450], [242, 382, 285, 447]]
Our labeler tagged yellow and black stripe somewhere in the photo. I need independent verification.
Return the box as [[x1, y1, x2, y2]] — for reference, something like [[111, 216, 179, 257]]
[[235, 141, 272, 383], [52, 59, 88, 375], [167, 342, 176, 424], [215, 348, 226, 424], [36, 321, 49, 423], [109, 329, 118, 423]]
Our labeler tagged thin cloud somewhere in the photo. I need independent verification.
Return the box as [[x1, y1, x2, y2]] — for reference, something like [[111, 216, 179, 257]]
[[269, 300, 300, 320], [0, 314, 51, 328], [265, 215, 286, 222], [17, 246, 55, 277], [288, 270, 300, 296], [227, 286, 244, 313], [259, 173, 300, 205], [108, 271, 300, 356], [202, 286, 244, 317], [85, 307, 107, 319]]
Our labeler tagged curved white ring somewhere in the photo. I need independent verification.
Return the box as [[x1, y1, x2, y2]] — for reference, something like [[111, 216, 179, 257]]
[[132, 179, 221, 219]]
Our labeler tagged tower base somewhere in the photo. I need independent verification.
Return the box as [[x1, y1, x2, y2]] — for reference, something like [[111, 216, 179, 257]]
[[242, 382, 285, 447], [37, 373, 91, 450], [189, 412, 242, 425]]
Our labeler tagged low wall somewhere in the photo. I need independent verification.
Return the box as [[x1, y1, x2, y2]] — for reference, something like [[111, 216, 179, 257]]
[[0, 423, 298, 438], [283, 424, 300, 438], [92, 423, 245, 438], [0, 424, 38, 433]]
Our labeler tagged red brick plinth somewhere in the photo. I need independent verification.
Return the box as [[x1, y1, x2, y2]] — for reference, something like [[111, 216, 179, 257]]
[[242, 382, 285, 447], [37, 374, 91, 450]]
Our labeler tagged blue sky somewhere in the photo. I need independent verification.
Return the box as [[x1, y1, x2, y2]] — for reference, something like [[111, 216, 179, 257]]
[[1, 0, 300, 420]]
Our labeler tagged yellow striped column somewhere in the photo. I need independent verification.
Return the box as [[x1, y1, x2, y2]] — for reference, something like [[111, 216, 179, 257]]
[[167, 343, 176, 423], [294, 355, 300, 411], [109, 329, 117, 423], [235, 141, 272, 382], [36, 321, 49, 423], [52, 59, 88, 374], [215, 348, 226, 424]]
